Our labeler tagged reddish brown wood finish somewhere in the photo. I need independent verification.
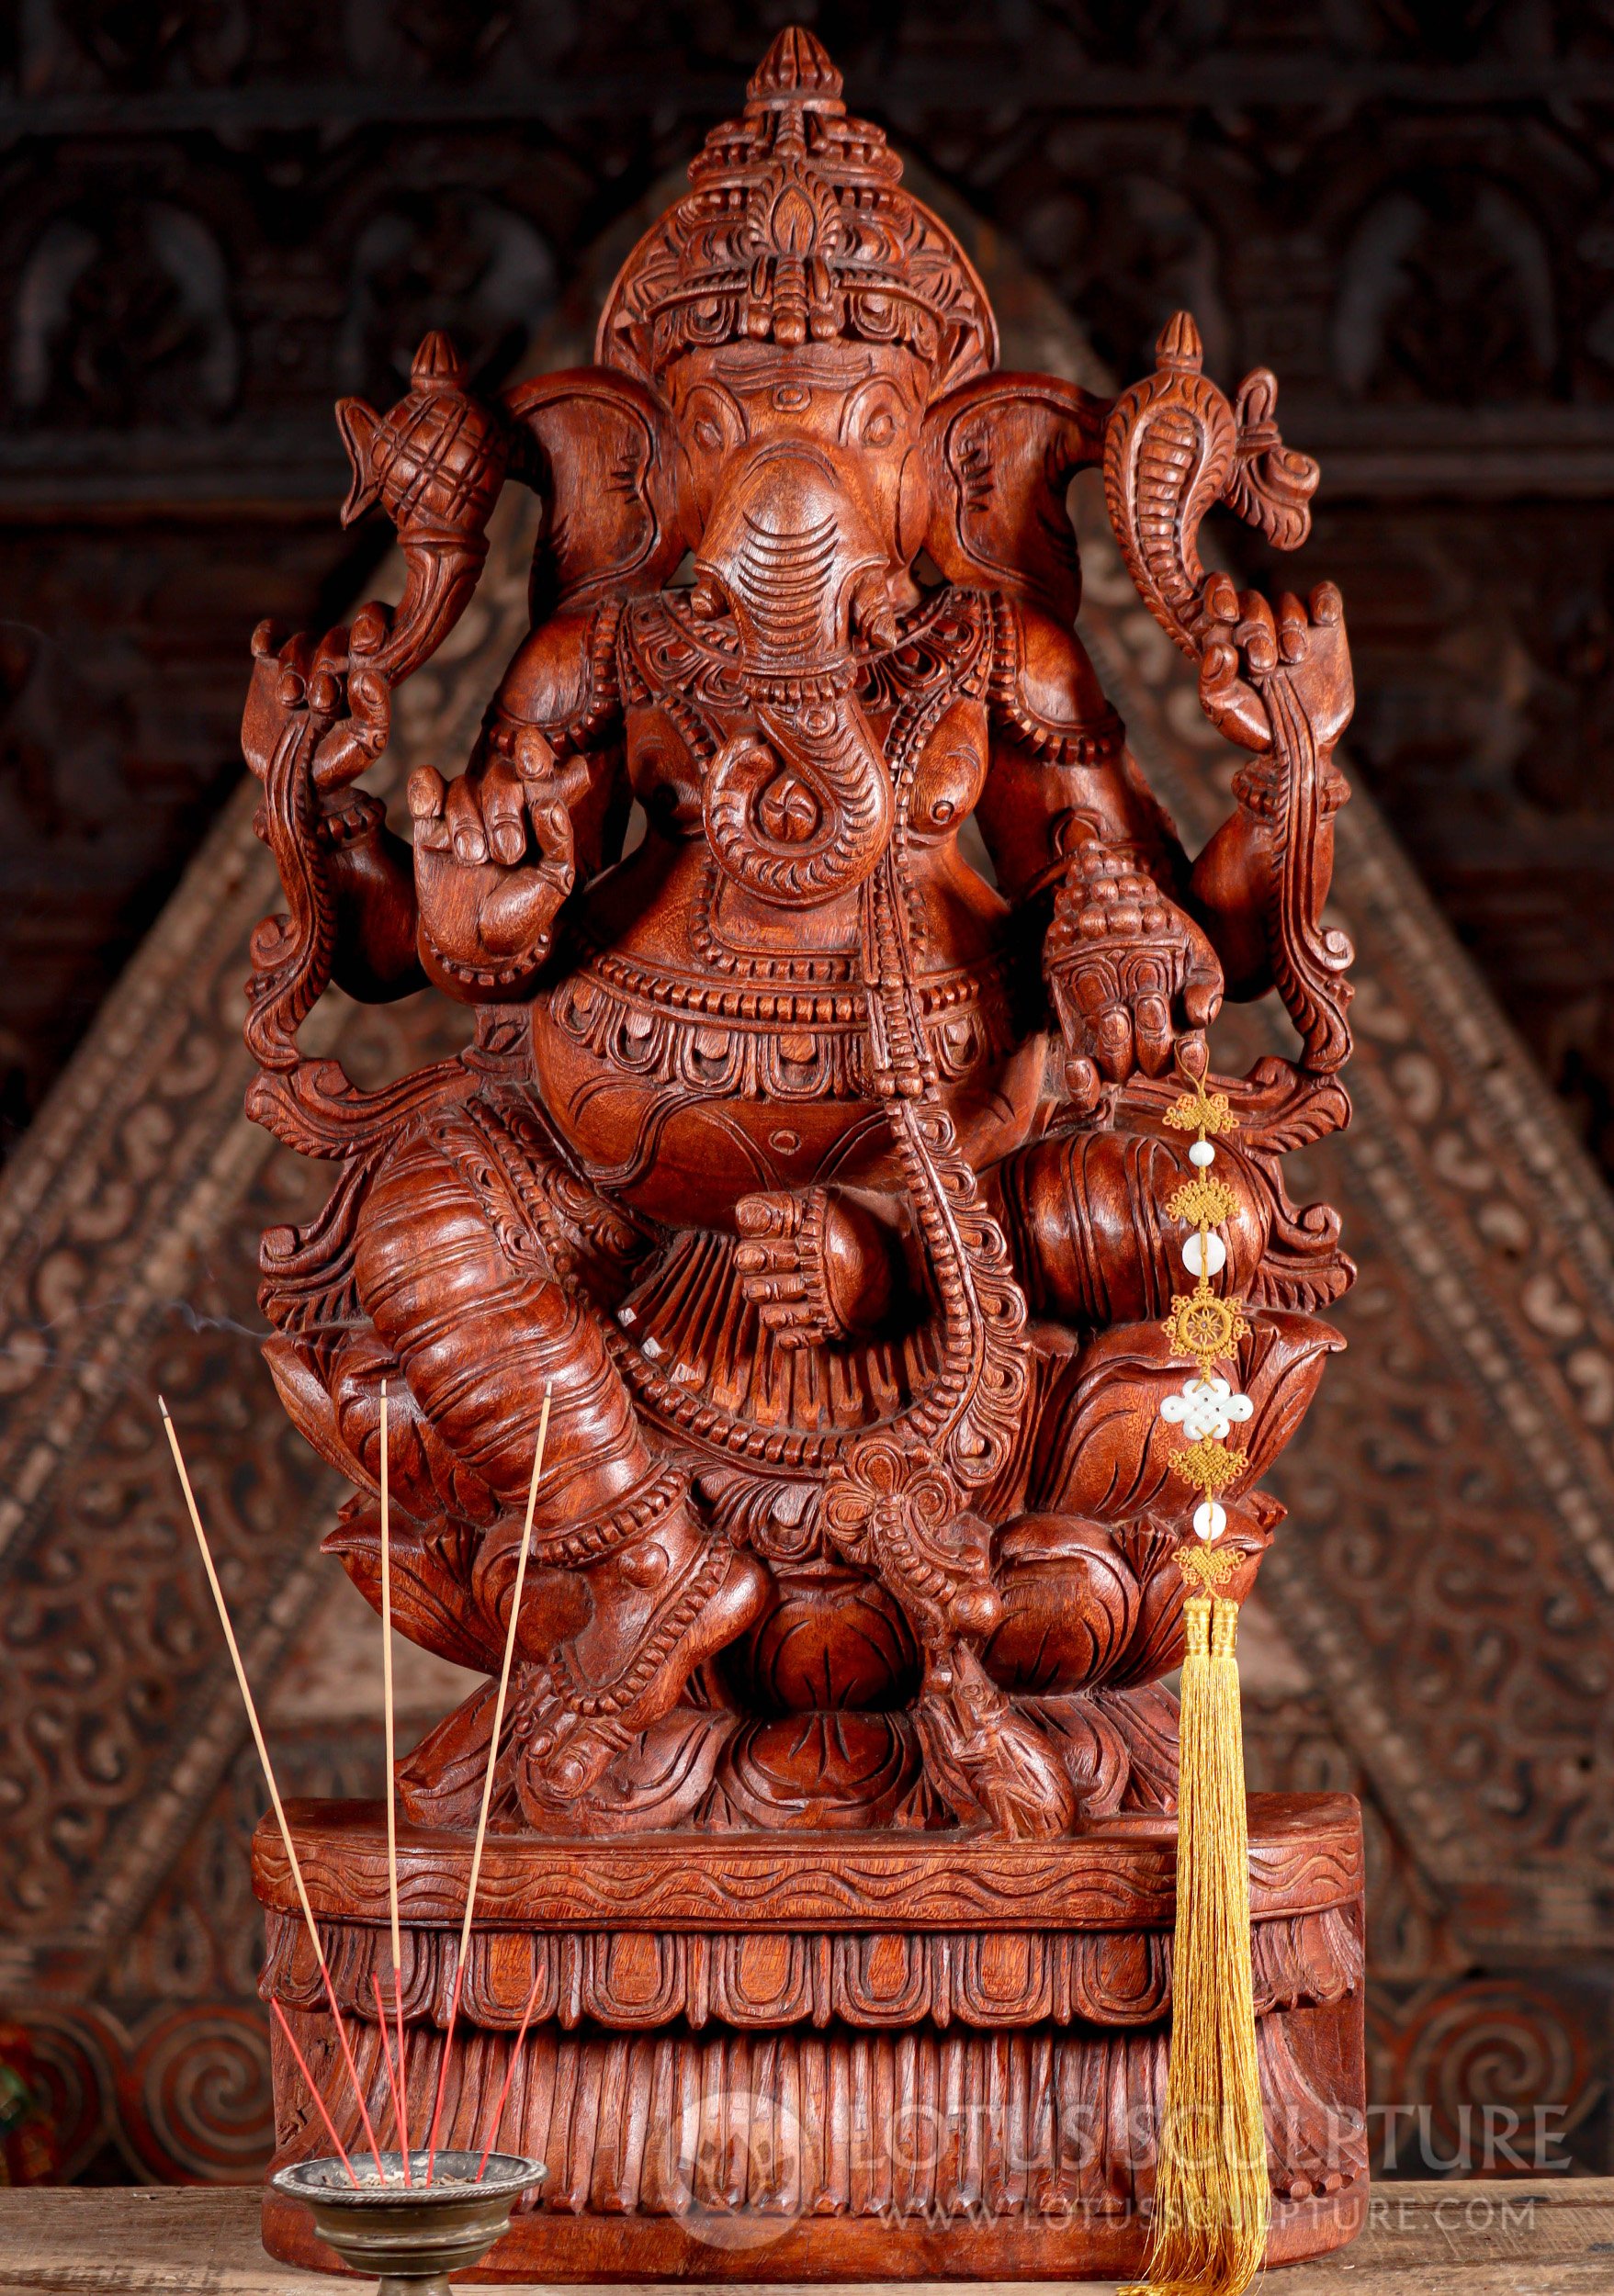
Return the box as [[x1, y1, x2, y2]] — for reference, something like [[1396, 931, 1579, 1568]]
[[256, 1798, 1367, 2279], [265, 2182, 1370, 2285], [243, 28, 1363, 2274]]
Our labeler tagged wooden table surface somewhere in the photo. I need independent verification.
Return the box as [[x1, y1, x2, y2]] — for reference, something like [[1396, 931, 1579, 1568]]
[[0, 2182, 1608, 2294]]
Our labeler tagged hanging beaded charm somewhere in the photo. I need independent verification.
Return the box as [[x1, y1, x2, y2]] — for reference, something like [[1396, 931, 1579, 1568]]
[[1160, 1066, 1252, 1593]]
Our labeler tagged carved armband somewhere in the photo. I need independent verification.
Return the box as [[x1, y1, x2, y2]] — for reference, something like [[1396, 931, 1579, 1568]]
[[987, 595, 1125, 769], [486, 597, 626, 769], [418, 939, 554, 996], [312, 787, 389, 853], [569, 596, 626, 758], [1230, 746, 1350, 825]]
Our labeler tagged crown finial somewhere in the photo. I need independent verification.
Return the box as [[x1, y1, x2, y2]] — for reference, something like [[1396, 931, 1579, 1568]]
[[748, 26, 844, 107], [597, 29, 997, 395]]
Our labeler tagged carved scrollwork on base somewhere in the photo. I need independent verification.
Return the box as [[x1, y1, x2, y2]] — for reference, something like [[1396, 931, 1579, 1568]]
[[257, 1801, 1366, 2277]]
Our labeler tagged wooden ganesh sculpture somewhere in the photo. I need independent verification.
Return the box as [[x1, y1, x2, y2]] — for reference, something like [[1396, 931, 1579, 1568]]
[[250, 30, 1367, 2278]]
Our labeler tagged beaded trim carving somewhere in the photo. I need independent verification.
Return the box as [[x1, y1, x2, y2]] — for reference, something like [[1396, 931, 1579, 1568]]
[[1160, 1069, 1252, 1594]]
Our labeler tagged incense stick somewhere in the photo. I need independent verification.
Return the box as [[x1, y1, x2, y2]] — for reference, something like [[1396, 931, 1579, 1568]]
[[424, 1386, 553, 2181], [270, 1998, 357, 2184], [373, 1970, 411, 2167], [475, 1958, 547, 2179], [378, 1383, 411, 2183], [159, 1398, 386, 2179], [392, 1972, 410, 2178]]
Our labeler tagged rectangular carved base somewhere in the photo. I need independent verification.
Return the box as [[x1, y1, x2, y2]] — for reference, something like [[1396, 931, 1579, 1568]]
[[255, 1794, 1368, 2280], [262, 2172, 1371, 2281]]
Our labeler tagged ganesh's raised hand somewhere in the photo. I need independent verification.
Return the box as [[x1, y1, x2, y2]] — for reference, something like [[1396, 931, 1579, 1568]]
[[1044, 839, 1223, 1112], [242, 611, 392, 794], [409, 733, 578, 996], [243, 622, 334, 783], [1197, 573, 1353, 757]]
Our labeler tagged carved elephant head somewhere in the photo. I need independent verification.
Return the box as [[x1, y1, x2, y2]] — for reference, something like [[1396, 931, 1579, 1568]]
[[691, 434, 901, 907], [670, 342, 929, 906], [500, 342, 1112, 909]]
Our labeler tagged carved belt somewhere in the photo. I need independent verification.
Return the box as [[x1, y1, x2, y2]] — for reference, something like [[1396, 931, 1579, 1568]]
[[547, 950, 1022, 1101]]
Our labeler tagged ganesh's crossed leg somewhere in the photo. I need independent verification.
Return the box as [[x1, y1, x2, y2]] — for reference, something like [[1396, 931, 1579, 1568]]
[[354, 1101, 770, 1823]]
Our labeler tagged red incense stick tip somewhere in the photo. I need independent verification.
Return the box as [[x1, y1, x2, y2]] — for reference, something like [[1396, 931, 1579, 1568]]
[[270, 1997, 358, 2186]]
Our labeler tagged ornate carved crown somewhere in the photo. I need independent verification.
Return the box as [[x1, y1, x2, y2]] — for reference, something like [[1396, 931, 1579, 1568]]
[[597, 27, 997, 399]]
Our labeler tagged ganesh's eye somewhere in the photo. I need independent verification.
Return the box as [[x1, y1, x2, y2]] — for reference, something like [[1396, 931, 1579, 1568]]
[[693, 420, 723, 452], [863, 410, 897, 447]]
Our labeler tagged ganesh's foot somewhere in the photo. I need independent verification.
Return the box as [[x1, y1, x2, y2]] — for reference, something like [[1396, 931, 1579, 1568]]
[[515, 1532, 769, 1815], [914, 1645, 1077, 1840], [734, 1187, 902, 1350]]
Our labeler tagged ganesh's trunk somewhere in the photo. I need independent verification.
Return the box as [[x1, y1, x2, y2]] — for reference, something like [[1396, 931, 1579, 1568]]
[[705, 685, 893, 909], [698, 446, 895, 908]]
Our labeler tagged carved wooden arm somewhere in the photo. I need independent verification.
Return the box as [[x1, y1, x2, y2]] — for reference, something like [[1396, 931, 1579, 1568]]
[[1102, 312, 1353, 1077], [244, 332, 509, 1155]]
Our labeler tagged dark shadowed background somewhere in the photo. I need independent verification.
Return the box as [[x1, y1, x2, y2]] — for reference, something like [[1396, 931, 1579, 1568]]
[[1, 0, 1612, 2193]]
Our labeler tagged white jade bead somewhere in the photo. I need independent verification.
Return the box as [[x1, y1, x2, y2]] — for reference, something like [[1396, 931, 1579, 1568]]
[[1193, 1500, 1227, 1541], [1182, 1231, 1226, 1277], [1189, 1139, 1215, 1166]]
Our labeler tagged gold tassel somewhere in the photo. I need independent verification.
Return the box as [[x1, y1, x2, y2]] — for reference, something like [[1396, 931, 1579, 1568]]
[[1124, 1592, 1270, 2296]]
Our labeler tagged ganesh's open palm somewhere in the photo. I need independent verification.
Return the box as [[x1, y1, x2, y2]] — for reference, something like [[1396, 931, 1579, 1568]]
[[1197, 574, 1353, 758], [410, 741, 576, 993]]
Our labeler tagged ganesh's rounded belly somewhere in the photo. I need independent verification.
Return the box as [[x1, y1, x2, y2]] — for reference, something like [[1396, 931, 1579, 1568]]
[[531, 951, 1044, 1226]]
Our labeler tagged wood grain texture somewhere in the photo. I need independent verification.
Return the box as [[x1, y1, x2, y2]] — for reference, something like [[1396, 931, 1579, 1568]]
[[235, 28, 1366, 2271], [0, 2182, 1606, 2293], [253, 1795, 1364, 1932]]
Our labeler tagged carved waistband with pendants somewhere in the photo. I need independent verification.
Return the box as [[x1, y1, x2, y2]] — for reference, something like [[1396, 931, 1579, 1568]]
[[547, 945, 1023, 1100]]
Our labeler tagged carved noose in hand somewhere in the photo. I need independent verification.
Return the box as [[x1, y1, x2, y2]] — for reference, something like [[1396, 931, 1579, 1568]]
[[1102, 311, 1354, 1079], [245, 332, 510, 1155]]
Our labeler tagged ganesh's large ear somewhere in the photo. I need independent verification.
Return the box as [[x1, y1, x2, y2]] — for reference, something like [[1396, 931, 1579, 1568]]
[[502, 366, 684, 622], [920, 374, 1111, 624]]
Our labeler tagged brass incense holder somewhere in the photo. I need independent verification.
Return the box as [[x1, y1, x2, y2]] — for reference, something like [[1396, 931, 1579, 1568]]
[[270, 2152, 544, 2295]]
